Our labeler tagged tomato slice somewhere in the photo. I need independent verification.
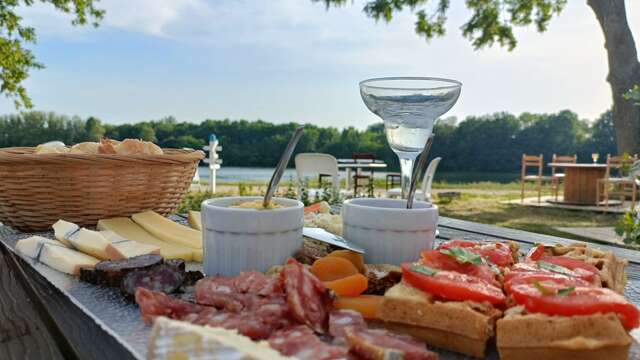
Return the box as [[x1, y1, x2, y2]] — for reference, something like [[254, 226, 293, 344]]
[[420, 250, 498, 286], [504, 272, 592, 294], [508, 259, 599, 285], [538, 256, 600, 283], [438, 240, 515, 267], [438, 239, 476, 249], [525, 245, 545, 261], [510, 283, 640, 330], [477, 242, 515, 267], [401, 263, 506, 305]]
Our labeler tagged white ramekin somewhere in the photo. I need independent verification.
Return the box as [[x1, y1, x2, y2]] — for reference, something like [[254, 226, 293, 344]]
[[201, 196, 304, 276], [342, 198, 438, 264]]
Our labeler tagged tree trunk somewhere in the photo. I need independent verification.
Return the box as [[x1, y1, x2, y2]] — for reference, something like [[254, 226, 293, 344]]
[[588, 0, 640, 155]]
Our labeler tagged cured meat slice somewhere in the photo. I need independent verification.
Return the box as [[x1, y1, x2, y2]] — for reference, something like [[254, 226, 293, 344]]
[[80, 254, 163, 286], [344, 327, 438, 360], [328, 309, 367, 341], [136, 288, 290, 340], [269, 326, 348, 360], [135, 287, 207, 323], [282, 258, 333, 333], [190, 311, 277, 340], [196, 276, 246, 311], [165, 258, 186, 272], [235, 271, 284, 296], [182, 270, 204, 287], [195, 271, 285, 312], [121, 264, 184, 299], [252, 296, 294, 330]]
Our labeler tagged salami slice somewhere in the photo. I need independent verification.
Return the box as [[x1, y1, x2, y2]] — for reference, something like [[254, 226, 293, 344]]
[[137, 287, 291, 340], [182, 270, 204, 287], [344, 327, 438, 360], [135, 287, 207, 323], [269, 326, 348, 360], [121, 264, 184, 299], [282, 258, 333, 333], [235, 271, 284, 296], [196, 276, 246, 311], [164, 258, 186, 272], [80, 254, 163, 287], [328, 309, 367, 341], [196, 271, 285, 312]]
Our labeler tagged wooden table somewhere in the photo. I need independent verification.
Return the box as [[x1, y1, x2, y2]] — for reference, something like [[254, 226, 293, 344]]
[[337, 159, 387, 190], [1, 218, 639, 359], [548, 162, 607, 205]]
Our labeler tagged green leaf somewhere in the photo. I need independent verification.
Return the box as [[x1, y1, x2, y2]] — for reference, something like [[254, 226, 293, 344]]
[[440, 247, 483, 265], [410, 264, 438, 276], [532, 281, 555, 296], [557, 287, 575, 296], [537, 260, 574, 276]]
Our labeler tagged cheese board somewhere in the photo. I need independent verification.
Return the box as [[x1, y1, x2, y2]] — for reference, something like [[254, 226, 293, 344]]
[[2, 214, 640, 359]]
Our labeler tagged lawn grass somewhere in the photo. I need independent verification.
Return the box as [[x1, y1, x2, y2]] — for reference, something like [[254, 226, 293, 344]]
[[434, 190, 620, 243]]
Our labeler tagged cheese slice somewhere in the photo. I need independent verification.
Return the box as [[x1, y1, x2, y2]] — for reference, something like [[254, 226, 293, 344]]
[[187, 210, 202, 231], [148, 317, 291, 360], [192, 249, 203, 262], [97, 217, 193, 261], [52, 219, 78, 246], [16, 236, 100, 275], [131, 211, 202, 249], [52, 220, 124, 260], [100, 230, 161, 258]]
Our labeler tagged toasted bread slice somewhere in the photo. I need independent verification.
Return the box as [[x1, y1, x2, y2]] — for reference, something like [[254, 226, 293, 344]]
[[497, 307, 631, 360], [546, 243, 628, 293], [379, 282, 501, 358]]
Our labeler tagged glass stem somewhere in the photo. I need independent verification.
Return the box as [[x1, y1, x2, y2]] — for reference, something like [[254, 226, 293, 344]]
[[399, 154, 418, 199]]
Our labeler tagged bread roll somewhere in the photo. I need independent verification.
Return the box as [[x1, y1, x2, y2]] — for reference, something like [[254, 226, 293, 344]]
[[69, 142, 100, 154], [116, 139, 163, 155], [35, 141, 68, 154]]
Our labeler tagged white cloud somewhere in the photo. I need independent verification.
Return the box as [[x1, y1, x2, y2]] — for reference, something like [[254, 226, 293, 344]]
[[17, 0, 211, 38]]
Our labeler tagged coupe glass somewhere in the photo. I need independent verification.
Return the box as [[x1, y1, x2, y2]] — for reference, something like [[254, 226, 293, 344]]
[[359, 77, 462, 198]]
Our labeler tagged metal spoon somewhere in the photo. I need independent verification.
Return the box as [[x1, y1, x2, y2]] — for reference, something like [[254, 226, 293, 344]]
[[263, 127, 304, 208], [406, 134, 435, 209]]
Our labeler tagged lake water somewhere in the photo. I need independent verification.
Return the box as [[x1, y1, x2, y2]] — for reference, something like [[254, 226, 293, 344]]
[[197, 167, 519, 184]]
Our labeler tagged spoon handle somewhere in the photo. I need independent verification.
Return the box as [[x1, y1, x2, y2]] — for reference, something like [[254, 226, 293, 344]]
[[406, 134, 435, 209], [264, 127, 304, 207]]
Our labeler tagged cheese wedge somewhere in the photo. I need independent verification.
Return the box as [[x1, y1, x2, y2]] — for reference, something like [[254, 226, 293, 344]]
[[52, 220, 125, 260], [100, 230, 161, 258], [131, 211, 202, 249], [16, 236, 100, 275], [187, 210, 202, 231], [97, 218, 193, 261], [148, 317, 290, 360], [192, 249, 203, 262], [52, 219, 78, 246]]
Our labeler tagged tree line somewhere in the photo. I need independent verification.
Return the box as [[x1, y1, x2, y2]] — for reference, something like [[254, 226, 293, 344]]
[[0, 110, 616, 173]]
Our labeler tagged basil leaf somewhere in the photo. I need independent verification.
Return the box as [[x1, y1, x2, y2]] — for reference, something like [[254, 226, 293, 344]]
[[557, 287, 575, 296], [532, 281, 555, 296], [440, 247, 483, 265], [410, 264, 438, 276], [486, 262, 501, 275], [537, 260, 574, 276]]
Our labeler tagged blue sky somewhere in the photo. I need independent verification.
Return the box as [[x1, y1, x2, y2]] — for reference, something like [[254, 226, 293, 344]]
[[0, 0, 639, 129]]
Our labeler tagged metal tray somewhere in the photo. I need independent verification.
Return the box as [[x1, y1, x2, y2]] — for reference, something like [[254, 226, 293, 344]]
[[1, 219, 639, 359]]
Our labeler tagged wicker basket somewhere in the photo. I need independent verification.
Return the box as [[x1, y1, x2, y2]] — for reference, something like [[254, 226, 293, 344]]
[[0, 147, 205, 232]]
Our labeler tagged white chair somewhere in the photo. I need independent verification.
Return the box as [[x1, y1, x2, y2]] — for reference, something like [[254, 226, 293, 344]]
[[295, 153, 346, 201], [387, 157, 441, 202]]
